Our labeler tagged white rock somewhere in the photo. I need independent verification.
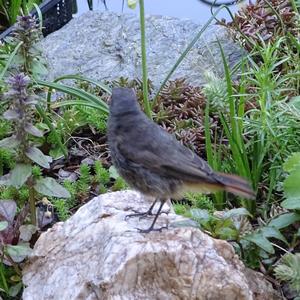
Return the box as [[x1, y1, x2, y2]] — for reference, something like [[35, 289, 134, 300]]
[[23, 191, 279, 300]]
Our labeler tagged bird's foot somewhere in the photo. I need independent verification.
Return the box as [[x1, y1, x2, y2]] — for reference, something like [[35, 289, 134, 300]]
[[125, 210, 169, 220], [125, 210, 153, 220], [137, 225, 168, 234]]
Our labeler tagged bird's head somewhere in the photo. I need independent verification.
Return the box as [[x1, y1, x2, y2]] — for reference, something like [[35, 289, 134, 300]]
[[109, 87, 141, 116]]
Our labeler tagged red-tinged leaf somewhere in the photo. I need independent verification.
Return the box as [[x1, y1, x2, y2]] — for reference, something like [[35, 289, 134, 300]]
[[0, 200, 17, 224]]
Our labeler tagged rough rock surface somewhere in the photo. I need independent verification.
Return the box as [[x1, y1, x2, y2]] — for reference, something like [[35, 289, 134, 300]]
[[23, 191, 279, 300], [39, 11, 244, 88]]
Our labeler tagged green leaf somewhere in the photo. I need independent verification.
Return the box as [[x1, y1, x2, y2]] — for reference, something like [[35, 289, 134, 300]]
[[109, 166, 120, 179], [10, 164, 32, 188], [261, 226, 288, 245], [25, 147, 52, 169], [6, 243, 32, 262], [223, 208, 252, 219], [281, 198, 300, 210], [24, 123, 44, 137], [268, 213, 300, 229], [8, 282, 22, 297], [283, 152, 300, 172], [190, 209, 211, 226], [283, 166, 300, 202], [31, 60, 48, 76], [0, 221, 8, 231], [0, 136, 20, 149], [127, 0, 137, 9], [34, 177, 71, 198], [243, 233, 275, 254]]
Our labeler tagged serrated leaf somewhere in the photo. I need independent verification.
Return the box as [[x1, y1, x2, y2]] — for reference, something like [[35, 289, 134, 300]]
[[0, 221, 8, 231], [268, 212, 300, 229], [223, 207, 252, 219], [0, 136, 20, 149], [283, 152, 300, 172], [34, 177, 71, 198], [283, 166, 300, 201], [25, 147, 52, 168], [261, 226, 288, 245], [127, 0, 137, 9], [10, 164, 32, 188], [243, 233, 275, 254], [24, 123, 43, 137], [0, 200, 17, 223]]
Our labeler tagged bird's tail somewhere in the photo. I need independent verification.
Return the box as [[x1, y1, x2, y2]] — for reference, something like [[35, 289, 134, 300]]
[[216, 172, 255, 199]]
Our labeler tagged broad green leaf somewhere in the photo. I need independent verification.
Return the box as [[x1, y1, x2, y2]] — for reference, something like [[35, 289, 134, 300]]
[[0, 221, 8, 231], [283, 166, 300, 201], [127, 0, 137, 9], [34, 177, 71, 198], [283, 152, 300, 172], [25, 147, 52, 169], [8, 282, 22, 297], [268, 212, 300, 229], [31, 60, 48, 75], [281, 198, 300, 210], [261, 226, 288, 245], [10, 164, 32, 188], [243, 233, 275, 254], [223, 208, 252, 219], [6, 243, 32, 262], [0, 136, 20, 149], [190, 209, 211, 223]]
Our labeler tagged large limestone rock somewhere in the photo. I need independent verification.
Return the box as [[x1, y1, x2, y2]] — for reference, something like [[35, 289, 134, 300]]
[[23, 191, 279, 300], [39, 11, 244, 88]]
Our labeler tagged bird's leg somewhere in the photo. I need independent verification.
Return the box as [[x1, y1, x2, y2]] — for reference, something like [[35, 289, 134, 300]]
[[137, 200, 168, 233], [125, 198, 158, 220]]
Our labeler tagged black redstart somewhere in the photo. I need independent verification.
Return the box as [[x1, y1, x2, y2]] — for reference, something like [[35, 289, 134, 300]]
[[107, 87, 255, 233]]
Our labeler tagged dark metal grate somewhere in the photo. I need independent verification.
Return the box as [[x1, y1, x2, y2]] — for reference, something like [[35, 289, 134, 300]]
[[0, 0, 73, 40]]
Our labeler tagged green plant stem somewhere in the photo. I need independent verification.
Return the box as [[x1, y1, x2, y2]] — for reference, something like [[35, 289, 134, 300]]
[[139, 0, 152, 119], [0, 254, 9, 294], [28, 178, 36, 226]]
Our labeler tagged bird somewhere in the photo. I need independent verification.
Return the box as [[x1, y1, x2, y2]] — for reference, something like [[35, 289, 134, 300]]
[[107, 87, 255, 233]]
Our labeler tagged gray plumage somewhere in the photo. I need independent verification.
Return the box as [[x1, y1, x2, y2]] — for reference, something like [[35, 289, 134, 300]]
[[107, 87, 255, 232]]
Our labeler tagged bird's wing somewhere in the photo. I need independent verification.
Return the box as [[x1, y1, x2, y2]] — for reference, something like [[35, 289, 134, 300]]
[[117, 123, 216, 183]]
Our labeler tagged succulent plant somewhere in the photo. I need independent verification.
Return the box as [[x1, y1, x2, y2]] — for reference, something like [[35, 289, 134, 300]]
[[224, 0, 298, 51]]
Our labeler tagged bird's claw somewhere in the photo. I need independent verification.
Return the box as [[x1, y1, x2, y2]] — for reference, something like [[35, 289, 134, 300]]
[[136, 225, 168, 234]]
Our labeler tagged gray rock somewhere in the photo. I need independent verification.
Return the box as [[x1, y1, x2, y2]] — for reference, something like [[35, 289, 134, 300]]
[[23, 191, 279, 300], [39, 11, 244, 88]]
